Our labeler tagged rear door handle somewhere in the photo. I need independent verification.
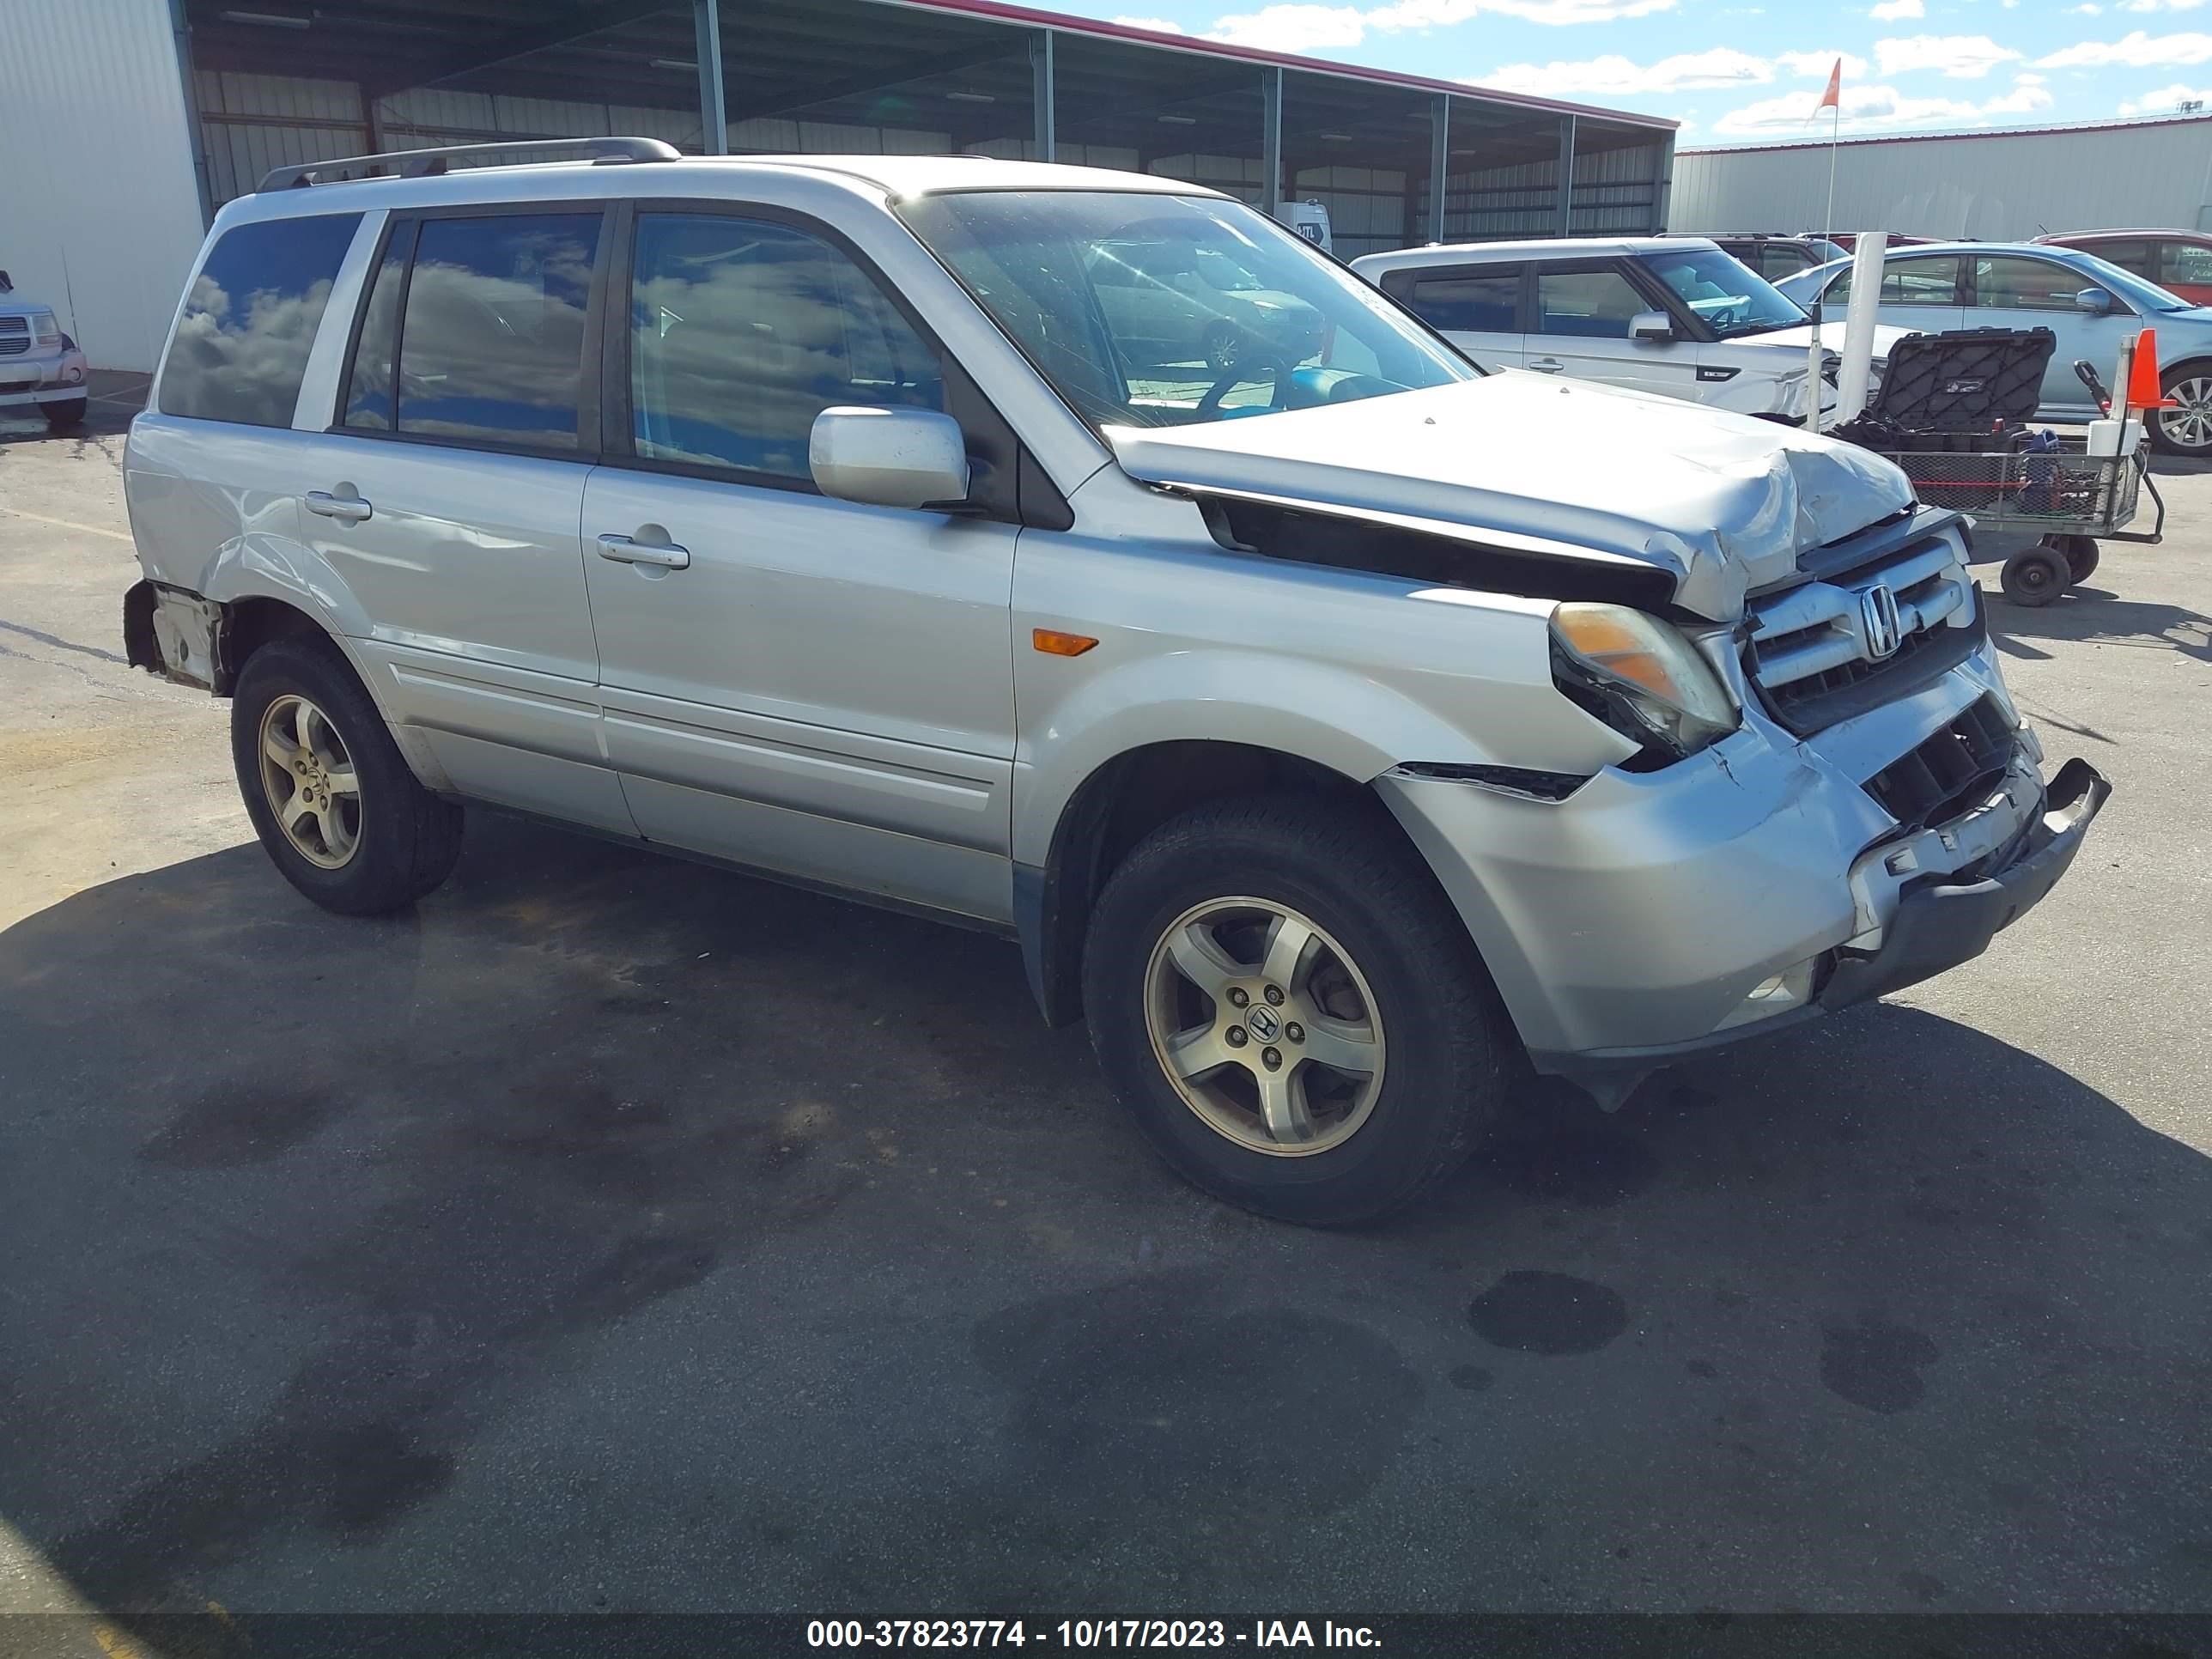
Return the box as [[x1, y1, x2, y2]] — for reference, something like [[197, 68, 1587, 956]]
[[596, 532, 690, 570], [1528, 357, 1566, 374], [305, 489, 373, 523]]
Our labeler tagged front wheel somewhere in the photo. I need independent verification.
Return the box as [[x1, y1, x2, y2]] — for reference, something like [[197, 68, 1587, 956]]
[[231, 635, 465, 915], [42, 396, 87, 432], [2000, 546, 2069, 607], [2152, 364, 2212, 457], [1082, 795, 1512, 1224]]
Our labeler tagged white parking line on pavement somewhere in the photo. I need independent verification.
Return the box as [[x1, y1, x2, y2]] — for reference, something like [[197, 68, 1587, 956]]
[[0, 507, 134, 544]]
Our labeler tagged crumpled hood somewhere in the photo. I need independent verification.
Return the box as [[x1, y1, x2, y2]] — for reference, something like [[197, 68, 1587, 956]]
[[1105, 372, 1913, 619]]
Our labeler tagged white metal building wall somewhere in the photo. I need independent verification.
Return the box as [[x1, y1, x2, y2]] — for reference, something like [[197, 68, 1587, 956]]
[[1674, 118, 2212, 241], [0, 0, 210, 373]]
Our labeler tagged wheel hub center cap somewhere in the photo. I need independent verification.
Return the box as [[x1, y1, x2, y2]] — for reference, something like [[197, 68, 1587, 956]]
[[1244, 1004, 1283, 1043]]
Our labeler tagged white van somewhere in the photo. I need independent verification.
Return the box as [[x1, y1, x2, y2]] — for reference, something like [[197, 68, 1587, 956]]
[[1353, 237, 1902, 424]]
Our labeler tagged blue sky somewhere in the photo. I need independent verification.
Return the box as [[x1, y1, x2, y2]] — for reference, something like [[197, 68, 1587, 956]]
[[1042, 0, 2212, 143]]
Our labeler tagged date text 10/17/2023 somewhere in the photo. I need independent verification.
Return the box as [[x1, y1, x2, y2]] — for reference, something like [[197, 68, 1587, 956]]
[[806, 1620, 1382, 1649]]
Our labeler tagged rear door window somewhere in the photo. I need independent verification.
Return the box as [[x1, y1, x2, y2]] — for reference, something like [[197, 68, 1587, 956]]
[[1390, 267, 1522, 332], [1874, 256, 1966, 305], [2082, 240, 2152, 279], [341, 212, 603, 450], [161, 212, 363, 427]]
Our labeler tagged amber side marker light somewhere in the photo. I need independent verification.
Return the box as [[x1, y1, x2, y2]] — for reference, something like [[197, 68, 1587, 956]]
[[1033, 629, 1099, 657]]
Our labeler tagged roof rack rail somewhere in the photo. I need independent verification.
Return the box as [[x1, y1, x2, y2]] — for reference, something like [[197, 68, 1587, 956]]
[[256, 136, 681, 193]]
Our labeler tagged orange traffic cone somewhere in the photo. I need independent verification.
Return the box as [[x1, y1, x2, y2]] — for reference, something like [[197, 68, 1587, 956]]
[[2128, 328, 2174, 410]]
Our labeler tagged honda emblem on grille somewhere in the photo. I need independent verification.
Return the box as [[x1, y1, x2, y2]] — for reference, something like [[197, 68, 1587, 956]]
[[1860, 584, 1904, 659]]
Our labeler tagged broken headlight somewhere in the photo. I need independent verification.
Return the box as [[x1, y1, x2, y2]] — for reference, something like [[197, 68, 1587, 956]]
[[1549, 602, 1740, 762]]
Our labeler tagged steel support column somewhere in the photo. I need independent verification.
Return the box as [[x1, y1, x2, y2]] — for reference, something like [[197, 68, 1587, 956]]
[[1654, 131, 1675, 232], [1261, 67, 1283, 216], [1428, 94, 1450, 244], [167, 0, 215, 225], [1556, 113, 1577, 235], [1032, 30, 1055, 162], [694, 0, 726, 155]]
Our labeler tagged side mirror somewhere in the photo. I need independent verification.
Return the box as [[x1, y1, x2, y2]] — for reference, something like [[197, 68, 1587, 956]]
[[1629, 309, 1674, 343], [2075, 288, 2115, 315], [809, 406, 970, 512]]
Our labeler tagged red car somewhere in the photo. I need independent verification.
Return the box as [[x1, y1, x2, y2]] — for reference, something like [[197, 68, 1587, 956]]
[[2035, 229, 2212, 306]]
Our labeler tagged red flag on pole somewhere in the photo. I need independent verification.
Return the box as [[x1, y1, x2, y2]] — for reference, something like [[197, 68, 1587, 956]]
[[1813, 57, 1842, 118]]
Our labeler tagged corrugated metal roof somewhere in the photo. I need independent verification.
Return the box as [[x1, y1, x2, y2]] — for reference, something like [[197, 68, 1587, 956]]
[[1682, 112, 2212, 157], [887, 0, 1678, 129]]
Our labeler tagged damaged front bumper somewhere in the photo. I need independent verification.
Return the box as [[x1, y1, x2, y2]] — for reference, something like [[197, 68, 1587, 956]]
[[1376, 648, 2108, 1098]]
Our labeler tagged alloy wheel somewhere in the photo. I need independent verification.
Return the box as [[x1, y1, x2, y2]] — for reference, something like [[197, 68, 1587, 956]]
[[1142, 896, 1386, 1157], [2160, 375, 2212, 453], [258, 693, 362, 869]]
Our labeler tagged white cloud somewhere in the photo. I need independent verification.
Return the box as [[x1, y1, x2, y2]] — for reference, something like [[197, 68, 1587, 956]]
[[1477, 46, 1771, 95], [2118, 78, 2212, 108], [1874, 33, 2026, 76], [1111, 14, 1186, 29], [1713, 77, 2052, 135], [2120, 0, 2208, 12], [2014, 70, 2047, 82], [1206, 3, 1364, 47], [2039, 28, 2212, 65], [2070, 3, 2103, 12], [1777, 48, 1870, 77], [1869, 0, 1923, 19], [1200, 0, 1676, 51]]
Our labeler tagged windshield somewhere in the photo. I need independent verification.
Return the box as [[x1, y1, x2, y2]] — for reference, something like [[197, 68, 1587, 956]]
[[1637, 246, 1808, 337], [2064, 249, 2195, 313], [896, 191, 1476, 429]]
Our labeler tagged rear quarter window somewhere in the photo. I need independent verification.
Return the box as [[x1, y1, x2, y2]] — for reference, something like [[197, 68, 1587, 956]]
[[160, 213, 362, 427]]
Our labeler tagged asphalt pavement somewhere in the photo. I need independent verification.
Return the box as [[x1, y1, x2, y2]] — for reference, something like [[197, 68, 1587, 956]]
[[2, 380, 2208, 1632]]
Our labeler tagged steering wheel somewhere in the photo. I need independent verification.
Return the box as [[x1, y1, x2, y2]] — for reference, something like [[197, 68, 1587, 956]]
[[1197, 355, 1285, 417]]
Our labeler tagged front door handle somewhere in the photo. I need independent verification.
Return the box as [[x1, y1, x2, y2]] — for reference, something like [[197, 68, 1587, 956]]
[[596, 531, 690, 570], [305, 488, 373, 523], [1527, 357, 1567, 374]]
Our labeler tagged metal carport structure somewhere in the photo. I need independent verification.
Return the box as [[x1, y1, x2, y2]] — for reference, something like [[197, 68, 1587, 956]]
[[173, 0, 1675, 260]]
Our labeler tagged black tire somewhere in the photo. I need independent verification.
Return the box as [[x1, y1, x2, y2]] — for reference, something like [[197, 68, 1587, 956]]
[[41, 396, 87, 432], [2000, 547, 2069, 608], [230, 634, 464, 915], [2051, 533, 2100, 585], [2151, 362, 2212, 458], [1082, 793, 1512, 1225]]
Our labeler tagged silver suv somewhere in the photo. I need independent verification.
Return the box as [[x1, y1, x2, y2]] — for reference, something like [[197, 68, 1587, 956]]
[[121, 139, 2107, 1224]]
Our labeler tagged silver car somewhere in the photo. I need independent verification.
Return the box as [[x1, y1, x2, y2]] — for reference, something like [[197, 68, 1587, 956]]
[[121, 140, 2106, 1224], [1776, 240, 2212, 455]]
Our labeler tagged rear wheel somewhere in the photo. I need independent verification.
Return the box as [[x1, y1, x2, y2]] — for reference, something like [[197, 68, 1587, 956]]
[[41, 396, 86, 432], [2152, 363, 2212, 457], [230, 635, 464, 915], [1082, 794, 1512, 1224], [2050, 532, 2100, 585]]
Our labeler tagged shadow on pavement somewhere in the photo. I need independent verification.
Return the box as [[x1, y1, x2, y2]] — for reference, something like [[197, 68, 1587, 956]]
[[1, 812, 2208, 1617]]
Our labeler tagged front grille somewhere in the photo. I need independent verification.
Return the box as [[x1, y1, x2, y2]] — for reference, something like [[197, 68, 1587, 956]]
[[1863, 694, 2015, 831], [1746, 532, 1985, 737], [0, 318, 27, 358]]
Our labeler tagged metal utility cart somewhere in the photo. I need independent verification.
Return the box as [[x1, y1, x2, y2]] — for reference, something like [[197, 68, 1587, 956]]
[[1831, 326, 2164, 606], [1869, 434, 2163, 606]]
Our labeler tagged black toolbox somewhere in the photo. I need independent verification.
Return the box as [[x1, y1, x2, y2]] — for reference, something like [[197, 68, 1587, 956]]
[[1829, 327, 2058, 508]]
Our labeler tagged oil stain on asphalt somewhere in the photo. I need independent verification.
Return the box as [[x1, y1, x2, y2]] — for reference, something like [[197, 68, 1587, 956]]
[[1466, 1271, 1627, 1356]]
